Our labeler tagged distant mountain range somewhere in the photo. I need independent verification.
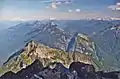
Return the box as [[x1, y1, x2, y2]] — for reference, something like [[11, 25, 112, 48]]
[[0, 21, 23, 30], [0, 20, 120, 72], [0, 20, 93, 62]]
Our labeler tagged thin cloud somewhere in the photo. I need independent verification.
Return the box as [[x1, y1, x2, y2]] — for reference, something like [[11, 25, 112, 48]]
[[76, 9, 80, 12], [68, 9, 72, 12], [51, 2, 58, 9], [108, 2, 120, 11], [56, 1, 62, 5]]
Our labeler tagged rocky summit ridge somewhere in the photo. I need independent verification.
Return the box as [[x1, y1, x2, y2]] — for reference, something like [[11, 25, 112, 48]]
[[0, 40, 101, 75]]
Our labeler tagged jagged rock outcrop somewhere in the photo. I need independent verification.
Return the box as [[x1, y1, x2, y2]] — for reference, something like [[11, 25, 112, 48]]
[[0, 40, 101, 75]]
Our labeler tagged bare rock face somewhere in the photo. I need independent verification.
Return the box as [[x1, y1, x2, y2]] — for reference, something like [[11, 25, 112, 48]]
[[16, 59, 43, 79], [0, 71, 15, 79], [36, 68, 60, 79], [1, 59, 120, 79], [69, 62, 96, 79]]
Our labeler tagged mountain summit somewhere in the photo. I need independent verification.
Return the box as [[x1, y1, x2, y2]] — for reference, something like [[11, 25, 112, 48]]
[[0, 40, 101, 75]]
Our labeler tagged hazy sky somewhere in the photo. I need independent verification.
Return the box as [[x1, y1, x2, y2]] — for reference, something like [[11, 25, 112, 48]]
[[0, 0, 120, 20]]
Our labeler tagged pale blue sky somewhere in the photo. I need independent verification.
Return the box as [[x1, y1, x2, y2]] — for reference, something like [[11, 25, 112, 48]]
[[0, 0, 119, 20]]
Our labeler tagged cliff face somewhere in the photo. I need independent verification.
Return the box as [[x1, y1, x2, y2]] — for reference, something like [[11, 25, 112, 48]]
[[1, 59, 120, 79], [0, 39, 101, 75]]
